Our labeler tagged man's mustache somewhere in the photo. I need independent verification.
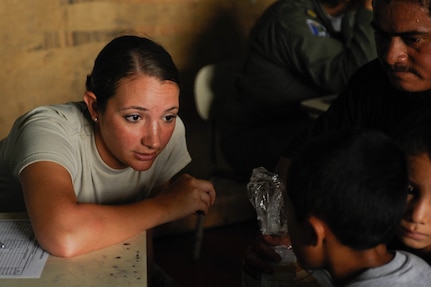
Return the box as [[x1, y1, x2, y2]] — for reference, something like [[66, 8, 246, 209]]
[[382, 62, 416, 74]]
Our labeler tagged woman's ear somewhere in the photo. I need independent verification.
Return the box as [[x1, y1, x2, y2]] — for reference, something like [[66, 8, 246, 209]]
[[83, 92, 99, 122]]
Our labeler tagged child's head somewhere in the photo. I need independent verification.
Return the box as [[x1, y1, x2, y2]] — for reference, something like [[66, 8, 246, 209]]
[[395, 110, 431, 256], [285, 129, 408, 269]]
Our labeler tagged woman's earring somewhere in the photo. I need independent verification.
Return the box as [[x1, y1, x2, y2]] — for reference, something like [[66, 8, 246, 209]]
[[94, 117, 98, 122]]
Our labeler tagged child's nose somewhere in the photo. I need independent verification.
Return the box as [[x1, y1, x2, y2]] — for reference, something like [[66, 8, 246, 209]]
[[408, 198, 429, 224]]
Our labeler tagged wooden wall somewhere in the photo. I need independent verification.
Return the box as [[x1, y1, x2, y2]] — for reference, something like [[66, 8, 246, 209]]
[[0, 0, 276, 139]]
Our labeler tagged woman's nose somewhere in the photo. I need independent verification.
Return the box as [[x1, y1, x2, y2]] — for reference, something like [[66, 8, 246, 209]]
[[141, 122, 160, 149]]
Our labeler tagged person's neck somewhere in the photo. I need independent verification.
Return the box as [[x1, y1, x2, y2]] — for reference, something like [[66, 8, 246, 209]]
[[326, 244, 394, 286]]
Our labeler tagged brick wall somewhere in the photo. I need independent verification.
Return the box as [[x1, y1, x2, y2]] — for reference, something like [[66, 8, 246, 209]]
[[0, 0, 279, 236], [0, 0, 276, 138]]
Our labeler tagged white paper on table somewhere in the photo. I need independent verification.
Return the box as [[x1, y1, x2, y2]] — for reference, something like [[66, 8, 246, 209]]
[[0, 219, 48, 278]]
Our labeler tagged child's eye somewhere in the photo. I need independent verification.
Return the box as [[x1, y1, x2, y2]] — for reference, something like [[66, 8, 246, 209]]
[[407, 184, 418, 195], [407, 184, 414, 194]]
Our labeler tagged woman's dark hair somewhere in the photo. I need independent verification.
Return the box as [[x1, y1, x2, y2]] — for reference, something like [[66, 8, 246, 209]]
[[286, 129, 408, 250], [86, 35, 180, 112]]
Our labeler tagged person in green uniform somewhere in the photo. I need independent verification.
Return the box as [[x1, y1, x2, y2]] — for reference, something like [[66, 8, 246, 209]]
[[220, 0, 375, 180]]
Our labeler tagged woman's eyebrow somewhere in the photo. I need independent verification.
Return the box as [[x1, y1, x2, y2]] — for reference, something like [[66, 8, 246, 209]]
[[119, 106, 179, 112]]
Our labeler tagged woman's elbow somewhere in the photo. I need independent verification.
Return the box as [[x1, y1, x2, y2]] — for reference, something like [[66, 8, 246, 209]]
[[36, 233, 84, 258]]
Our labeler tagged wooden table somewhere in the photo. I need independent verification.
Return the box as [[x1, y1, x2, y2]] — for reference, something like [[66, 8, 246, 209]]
[[0, 213, 147, 287]]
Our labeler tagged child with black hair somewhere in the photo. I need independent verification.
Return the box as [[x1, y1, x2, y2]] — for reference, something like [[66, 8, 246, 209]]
[[390, 109, 431, 265], [285, 129, 431, 286]]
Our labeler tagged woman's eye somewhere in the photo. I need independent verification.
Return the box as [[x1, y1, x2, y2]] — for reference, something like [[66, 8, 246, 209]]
[[163, 114, 177, 122], [125, 114, 141, 122]]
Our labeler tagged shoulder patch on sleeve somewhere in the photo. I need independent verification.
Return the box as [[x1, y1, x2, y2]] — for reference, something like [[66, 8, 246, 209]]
[[306, 19, 328, 36]]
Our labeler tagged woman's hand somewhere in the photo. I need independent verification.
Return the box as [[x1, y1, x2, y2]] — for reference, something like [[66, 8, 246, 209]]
[[153, 173, 216, 221]]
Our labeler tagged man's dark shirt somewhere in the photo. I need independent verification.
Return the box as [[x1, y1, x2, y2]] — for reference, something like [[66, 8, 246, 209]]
[[285, 59, 431, 159]]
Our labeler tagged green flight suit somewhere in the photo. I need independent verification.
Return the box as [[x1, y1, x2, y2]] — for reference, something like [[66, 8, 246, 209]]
[[220, 0, 377, 178]]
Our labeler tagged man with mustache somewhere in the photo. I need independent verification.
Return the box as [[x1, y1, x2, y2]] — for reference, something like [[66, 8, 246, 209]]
[[280, 0, 431, 168], [243, 0, 431, 283]]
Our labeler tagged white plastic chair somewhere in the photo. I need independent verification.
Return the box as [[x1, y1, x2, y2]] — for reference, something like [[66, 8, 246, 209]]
[[193, 61, 240, 169], [192, 60, 241, 260], [194, 64, 217, 121]]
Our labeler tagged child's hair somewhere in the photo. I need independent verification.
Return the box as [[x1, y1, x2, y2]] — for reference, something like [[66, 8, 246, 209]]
[[286, 129, 408, 250], [394, 110, 431, 158]]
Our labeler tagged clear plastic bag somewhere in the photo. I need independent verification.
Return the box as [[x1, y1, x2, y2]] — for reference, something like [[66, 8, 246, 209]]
[[247, 167, 322, 287], [247, 167, 288, 236]]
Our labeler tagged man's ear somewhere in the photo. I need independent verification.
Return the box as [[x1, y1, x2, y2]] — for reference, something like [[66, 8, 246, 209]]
[[83, 92, 99, 121], [305, 216, 326, 247]]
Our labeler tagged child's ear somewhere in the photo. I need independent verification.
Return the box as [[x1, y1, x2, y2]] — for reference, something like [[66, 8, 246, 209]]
[[297, 216, 327, 269], [306, 216, 326, 247]]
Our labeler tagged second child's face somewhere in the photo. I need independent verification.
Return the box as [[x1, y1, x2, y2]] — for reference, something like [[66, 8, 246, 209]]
[[397, 153, 431, 254]]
